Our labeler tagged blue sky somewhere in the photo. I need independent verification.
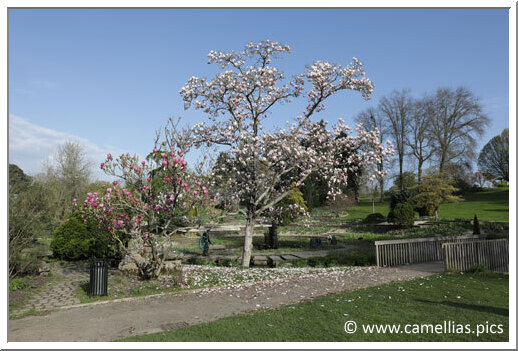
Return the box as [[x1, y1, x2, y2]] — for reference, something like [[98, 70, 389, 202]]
[[8, 9, 509, 180]]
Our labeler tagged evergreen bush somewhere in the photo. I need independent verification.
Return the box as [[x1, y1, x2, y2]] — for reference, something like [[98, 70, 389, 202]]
[[391, 202, 415, 228], [51, 212, 115, 260], [363, 212, 386, 224]]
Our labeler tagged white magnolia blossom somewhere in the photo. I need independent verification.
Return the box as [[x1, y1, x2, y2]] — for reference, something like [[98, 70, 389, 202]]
[[179, 40, 393, 266]]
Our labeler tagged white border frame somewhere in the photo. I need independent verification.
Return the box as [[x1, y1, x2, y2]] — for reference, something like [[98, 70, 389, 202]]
[[1, 1, 515, 349]]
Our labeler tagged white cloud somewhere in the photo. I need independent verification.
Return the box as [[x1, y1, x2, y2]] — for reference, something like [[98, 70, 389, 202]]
[[8, 114, 122, 180]]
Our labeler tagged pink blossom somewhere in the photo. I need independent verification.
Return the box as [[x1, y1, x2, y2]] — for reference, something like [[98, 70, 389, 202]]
[[107, 153, 112, 160], [100, 162, 105, 169], [113, 181, 118, 186]]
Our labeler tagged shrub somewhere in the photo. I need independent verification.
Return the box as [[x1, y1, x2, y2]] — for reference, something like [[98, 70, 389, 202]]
[[416, 203, 436, 217], [363, 213, 386, 224], [470, 185, 484, 193], [273, 187, 308, 226], [391, 203, 415, 228], [482, 222, 507, 234], [389, 222, 471, 238], [387, 190, 414, 222], [51, 212, 115, 261]]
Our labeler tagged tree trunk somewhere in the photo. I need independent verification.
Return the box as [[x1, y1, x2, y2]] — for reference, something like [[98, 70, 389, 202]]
[[379, 177, 385, 202], [399, 155, 404, 190], [439, 151, 447, 173], [241, 215, 255, 267], [266, 220, 278, 249], [417, 160, 423, 185]]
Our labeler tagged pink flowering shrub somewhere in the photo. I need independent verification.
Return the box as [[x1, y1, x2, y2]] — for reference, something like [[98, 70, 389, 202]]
[[80, 135, 214, 279]]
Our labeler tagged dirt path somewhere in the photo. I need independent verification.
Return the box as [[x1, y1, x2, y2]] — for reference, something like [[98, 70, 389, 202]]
[[9, 262, 444, 342]]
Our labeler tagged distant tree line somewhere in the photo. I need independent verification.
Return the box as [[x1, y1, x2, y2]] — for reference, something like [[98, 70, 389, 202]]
[[354, 86, 507, 200]]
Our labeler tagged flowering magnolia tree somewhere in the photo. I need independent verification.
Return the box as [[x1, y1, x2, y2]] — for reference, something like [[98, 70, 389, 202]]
[[180, 40, 393, 267], [80, 124, 213, 278]]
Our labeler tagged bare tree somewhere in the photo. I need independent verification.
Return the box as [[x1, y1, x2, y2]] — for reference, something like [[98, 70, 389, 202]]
[[355, 106, 389, 201], [39, 141, 93, 221], [406, 98, 436, 184], [427, 87, 490, 172], [478, 128, 509, 181], [379, 89, 413, 190]]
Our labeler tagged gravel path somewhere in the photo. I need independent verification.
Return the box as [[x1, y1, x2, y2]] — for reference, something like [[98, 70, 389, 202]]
[[8, 261, 444, 342]]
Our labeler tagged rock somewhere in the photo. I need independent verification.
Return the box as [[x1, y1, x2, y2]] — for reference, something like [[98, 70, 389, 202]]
[[210, 244, 226, 250], [159, 250, 184, 260], [118, 253, 147, 275], [252, 255, 268, 266], [36, 250, 53, 258], [268, 255, 282, 267], [37, 260, 51, 276], [118, 262, 139, 275]]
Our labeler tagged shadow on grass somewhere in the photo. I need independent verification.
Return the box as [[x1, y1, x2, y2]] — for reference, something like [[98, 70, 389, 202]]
[[415, 299, 508, 317]]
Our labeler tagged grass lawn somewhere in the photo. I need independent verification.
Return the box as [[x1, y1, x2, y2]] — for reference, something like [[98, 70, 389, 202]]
[[120, 272, 508, 342], [440, 189, 509, 221], [325, 188, 508, 222]]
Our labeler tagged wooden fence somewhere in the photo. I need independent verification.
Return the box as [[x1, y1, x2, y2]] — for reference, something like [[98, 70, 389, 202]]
[[442, 239, 508, 273], [375, 235, 482, 267]]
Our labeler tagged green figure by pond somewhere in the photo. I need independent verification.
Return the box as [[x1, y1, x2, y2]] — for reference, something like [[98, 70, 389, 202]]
[[199, 229, 212, 256]]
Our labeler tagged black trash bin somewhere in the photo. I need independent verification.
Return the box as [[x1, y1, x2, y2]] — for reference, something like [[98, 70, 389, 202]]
[[89, 259, 108, 296]]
